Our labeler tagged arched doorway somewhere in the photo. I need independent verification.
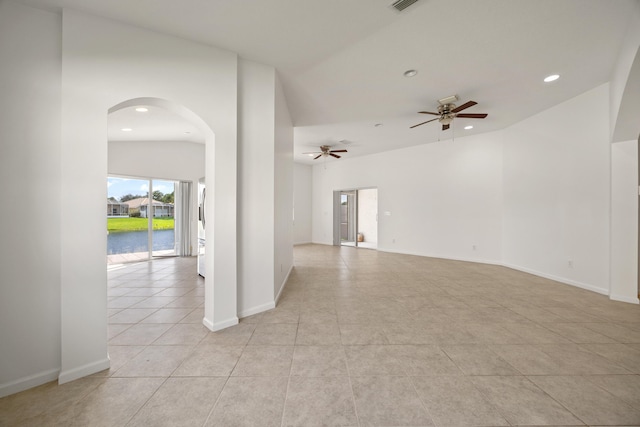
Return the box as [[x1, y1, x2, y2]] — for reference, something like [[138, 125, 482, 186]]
[[107, 97, 237, 331]]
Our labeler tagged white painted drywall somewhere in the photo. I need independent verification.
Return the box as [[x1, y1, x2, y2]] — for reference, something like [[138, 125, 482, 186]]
[[294, 163, 313, 244], [60, 9, 238, 382], [610, 139, 639, 303], [357, 188, 378, 244], [274, 74, 294, 300], [237, 59, 276, 317], [610, 1, 640, 142], [237, 62, 294, 314], [312, 132, 504, 264], [502, 84, 611, 295], [0, 1, 62, 398], [108, 140, 205, 255]]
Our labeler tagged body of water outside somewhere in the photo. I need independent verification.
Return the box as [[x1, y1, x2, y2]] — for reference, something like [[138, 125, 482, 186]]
[[107, 229, 175, 254]]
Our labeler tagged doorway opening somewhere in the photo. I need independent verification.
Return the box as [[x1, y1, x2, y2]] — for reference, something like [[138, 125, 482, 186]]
[[333, 188, 378, 249]]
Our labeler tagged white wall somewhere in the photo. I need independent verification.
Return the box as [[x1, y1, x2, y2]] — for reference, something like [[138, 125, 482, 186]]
[[312, 132, 504, 264], [294, 163, 312, 244], [60, 9, 239, 382], [108, 140, 205, 254], [274, 74, 294, 300], [502, 84, 611, 294], [237, 59, 276, 317], [0, 1, 62, 397], [1, 4, 295, 395], [237, 62, 294, 313], [611, 139, 639, 303], [610, 1, 640, 142]]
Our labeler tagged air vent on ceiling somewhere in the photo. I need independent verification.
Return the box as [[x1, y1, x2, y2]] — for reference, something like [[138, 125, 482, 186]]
[[391, 0, 419, 12]]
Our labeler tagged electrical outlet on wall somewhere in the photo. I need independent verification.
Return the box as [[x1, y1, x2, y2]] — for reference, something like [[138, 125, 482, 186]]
[[568, 260, 573, 268], [472, 245, 477, 251]]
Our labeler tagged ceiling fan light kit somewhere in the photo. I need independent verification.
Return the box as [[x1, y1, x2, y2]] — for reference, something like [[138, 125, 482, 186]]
[[411, 94, 488, 131]]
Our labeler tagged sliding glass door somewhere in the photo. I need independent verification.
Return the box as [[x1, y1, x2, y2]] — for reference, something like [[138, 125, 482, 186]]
[[150, 179, 177, 258], [107, 176, 178, 263], [107, 177, 150, 262]]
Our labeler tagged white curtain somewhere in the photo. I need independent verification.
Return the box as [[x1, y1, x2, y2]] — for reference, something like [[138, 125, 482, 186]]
[[175, 181, 192, 256]]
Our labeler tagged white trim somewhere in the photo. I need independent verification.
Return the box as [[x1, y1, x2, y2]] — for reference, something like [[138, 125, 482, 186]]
[[609, 293, 640, 304], [238, 301, 276, 319], [502, 262, 609, 295], [202, 316, 214, 331], [236, 265, 294, 319], [0, 367, 60, 398], [294, 241, 312, 245], [58, 357, 110, 385], [275, 265, 294, 305], [368, 246, 617, 299], [206, 316, 239, 332], [311, 240, 334, 246], [377, 247, 503, 267]]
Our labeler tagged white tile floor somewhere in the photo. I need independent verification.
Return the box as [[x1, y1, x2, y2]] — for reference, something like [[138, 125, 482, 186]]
[[2, 243, 640, 426]]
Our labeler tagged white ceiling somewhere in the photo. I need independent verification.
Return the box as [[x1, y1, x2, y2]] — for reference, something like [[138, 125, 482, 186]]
[[19, 0, 638, 163], [108, 106, 204, 144]]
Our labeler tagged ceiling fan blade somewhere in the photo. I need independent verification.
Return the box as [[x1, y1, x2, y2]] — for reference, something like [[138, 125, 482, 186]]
[[442, 124, 450, 131], [451, 101, 477, 113], [410, 117, 439, 128], [418, 111, 439, 115], [330, 149, 348, 153], [329, 153, 341, 158], [456, 113, 488, 119], [313, 154, 322, 160]]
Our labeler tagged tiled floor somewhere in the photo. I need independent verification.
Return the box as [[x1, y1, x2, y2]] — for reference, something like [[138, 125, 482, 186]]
[[2, 244, 640, 426]]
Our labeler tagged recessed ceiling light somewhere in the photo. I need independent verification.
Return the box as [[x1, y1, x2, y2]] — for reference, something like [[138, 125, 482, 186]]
[[464, 125, 473, 130], [121, 128, 133, 132], [543, 74, 560, 83], [184, 131, 191, 134], [135, 107, 148, 112], [374, 123, 383, 127], [403, 69, 418, 78]]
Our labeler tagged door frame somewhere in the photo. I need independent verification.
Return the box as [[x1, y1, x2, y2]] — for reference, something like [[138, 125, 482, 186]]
[[332, 186, 378, 248]]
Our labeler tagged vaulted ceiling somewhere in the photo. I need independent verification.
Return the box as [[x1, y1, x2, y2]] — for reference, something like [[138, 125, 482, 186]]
[[19, 0, 639, 162]]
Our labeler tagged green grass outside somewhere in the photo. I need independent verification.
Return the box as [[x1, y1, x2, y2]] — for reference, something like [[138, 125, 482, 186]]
[[107, 217, 174, 232]]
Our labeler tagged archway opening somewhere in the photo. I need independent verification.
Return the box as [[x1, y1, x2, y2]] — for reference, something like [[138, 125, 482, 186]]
[[107, 97, 218, 332]]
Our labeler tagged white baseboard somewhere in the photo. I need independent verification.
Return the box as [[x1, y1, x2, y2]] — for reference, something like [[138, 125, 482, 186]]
[[310, 240, 333, 246], [203, 316, 239, 332], [377, 247, 502, 267], [0, 367, 60, 398], [238, 301, 276, 319], [294, 241, 312, 246], [609, 293, 640, 304], [236, 265, 294, 319], [275, 265, 294, 305], [202, 316, 214, 331], [301, 244, 637, 304], [58, 357, 110, 385], [502, 262, 609, 295]]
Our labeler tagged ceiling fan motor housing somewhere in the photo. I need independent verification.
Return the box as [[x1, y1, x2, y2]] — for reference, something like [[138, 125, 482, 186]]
[[438, 103, 456, 124]]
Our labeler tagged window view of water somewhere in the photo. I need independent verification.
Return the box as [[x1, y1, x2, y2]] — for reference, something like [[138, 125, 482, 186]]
[[107, 229, 175, 255]]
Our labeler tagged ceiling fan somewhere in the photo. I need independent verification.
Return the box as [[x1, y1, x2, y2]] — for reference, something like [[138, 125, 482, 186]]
[[410, 95, 488, 131], [303, 145, 348, 160]]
